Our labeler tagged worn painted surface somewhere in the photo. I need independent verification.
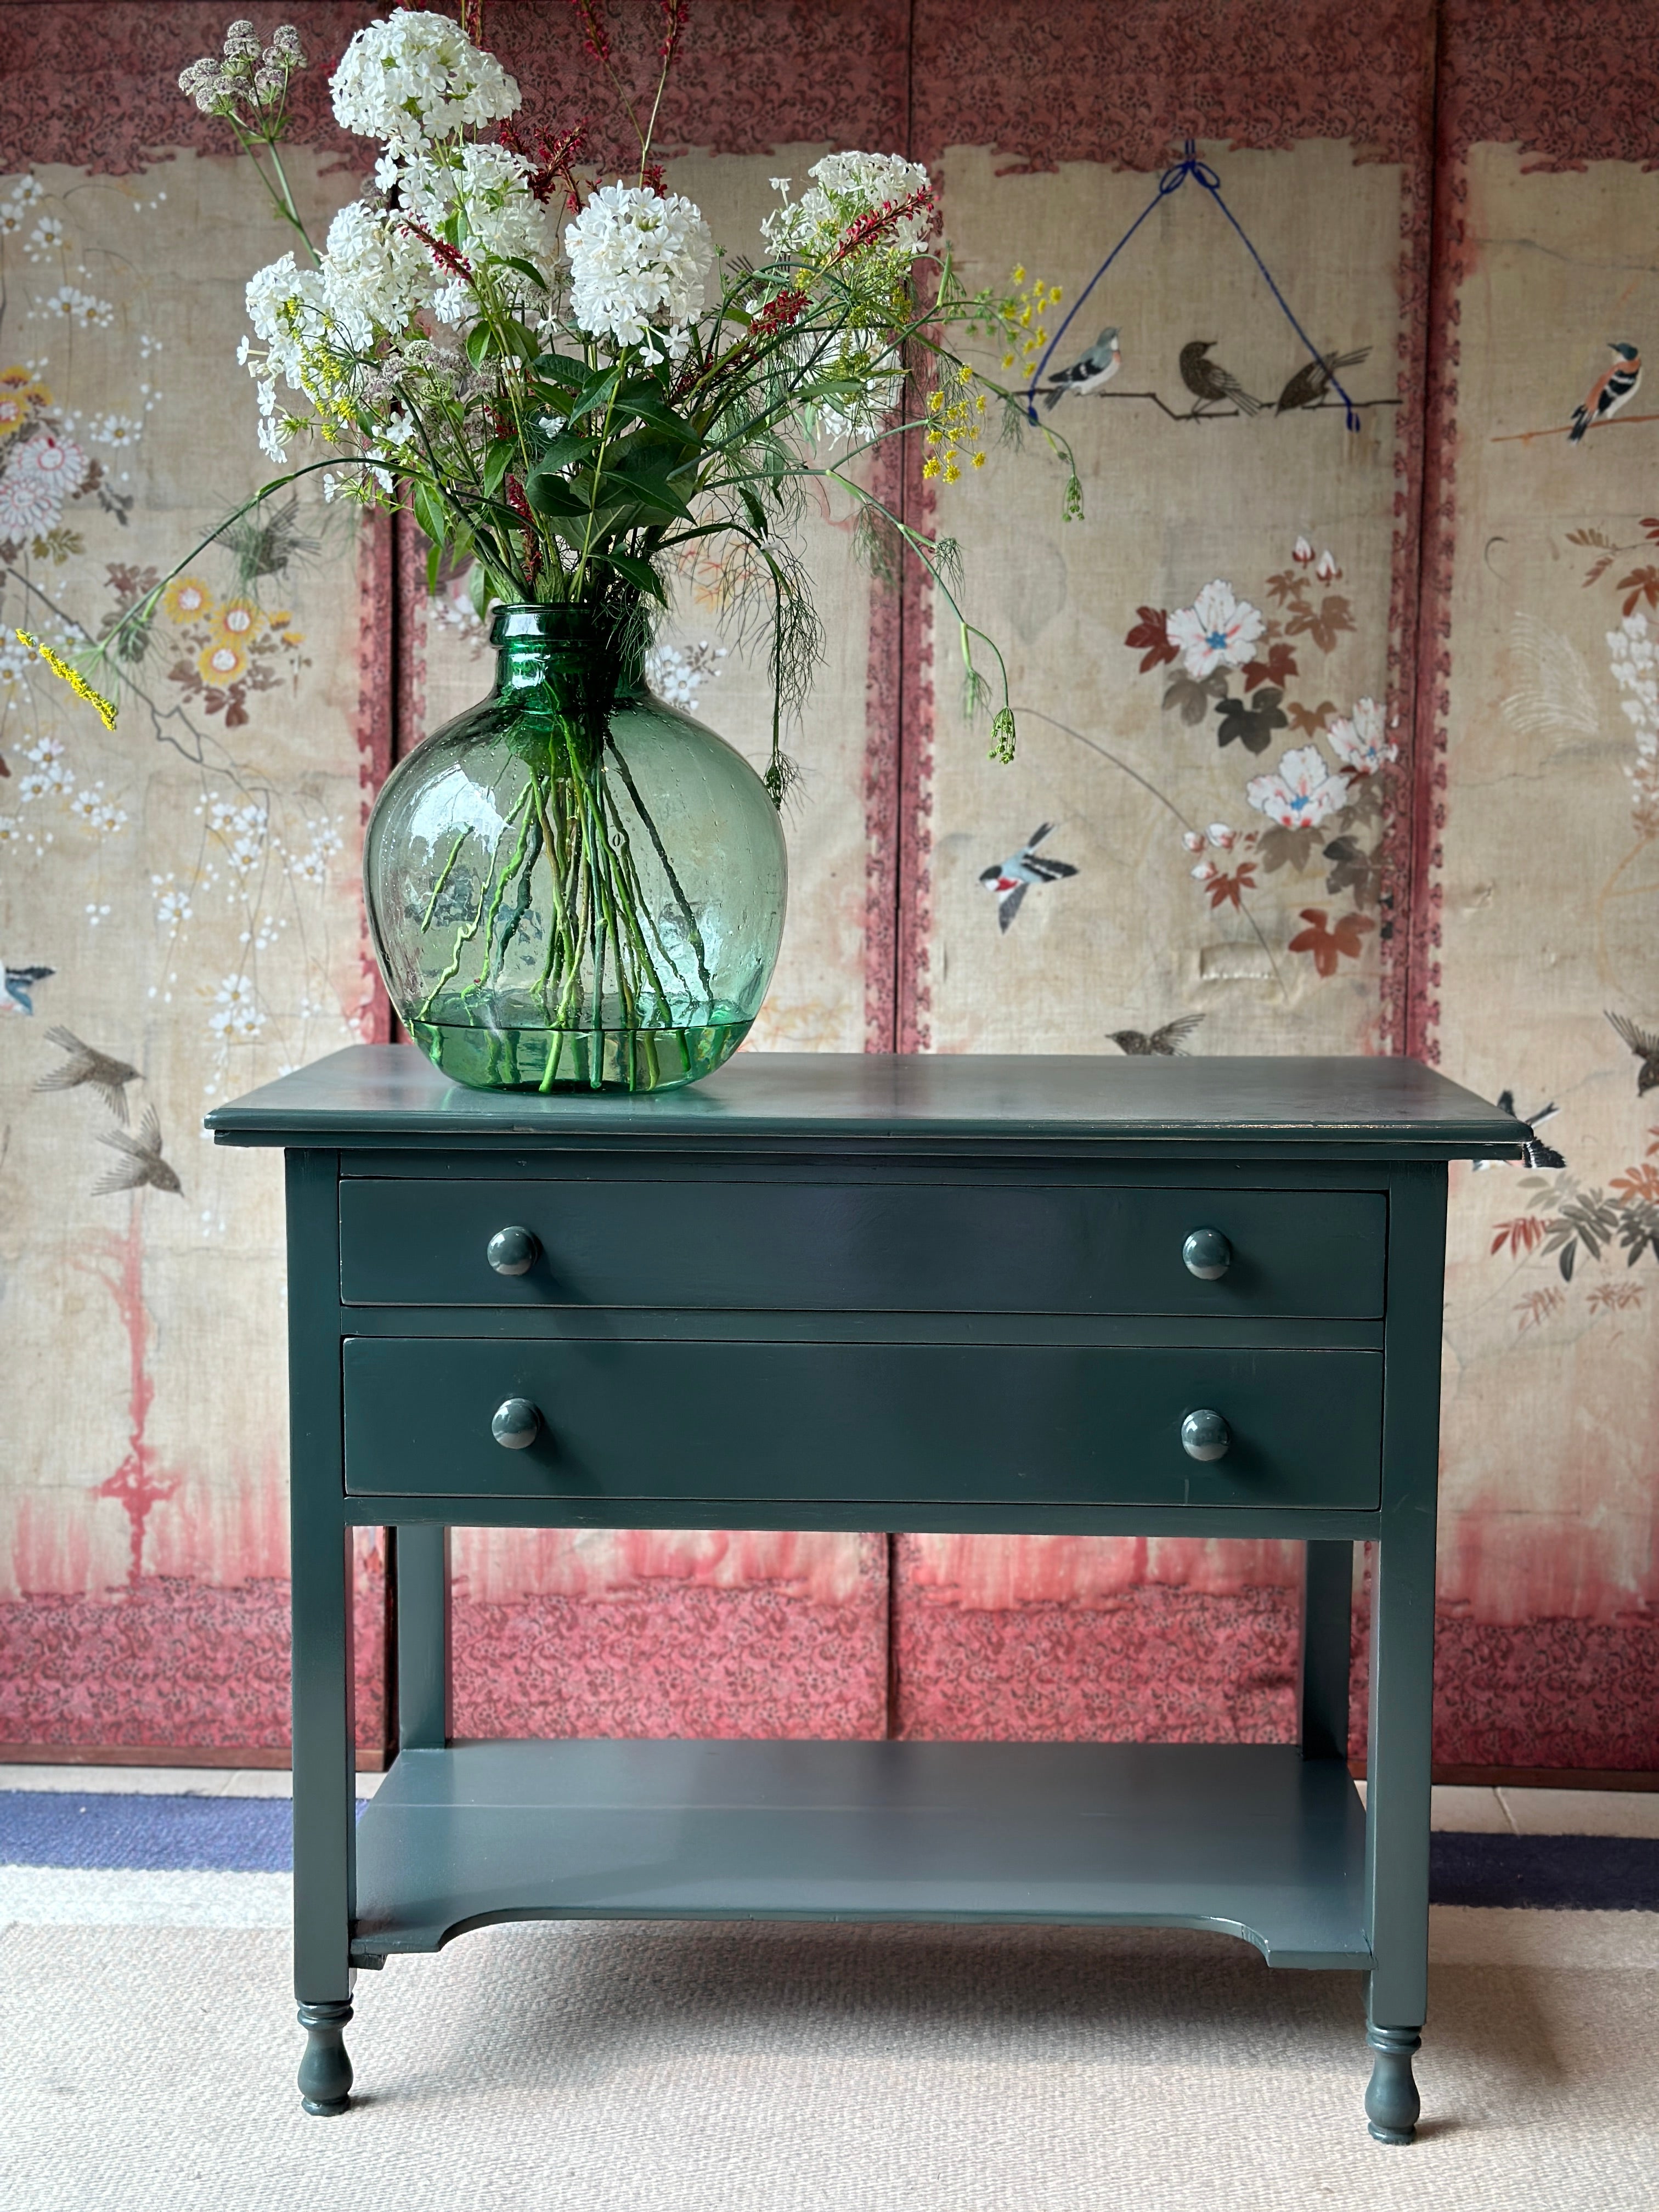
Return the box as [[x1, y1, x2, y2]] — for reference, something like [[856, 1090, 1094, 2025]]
[[1, 0, 1654, 1767]]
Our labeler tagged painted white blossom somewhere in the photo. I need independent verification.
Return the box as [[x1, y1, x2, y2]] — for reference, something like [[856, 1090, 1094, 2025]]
[[0, 434, 86, 536], [25, 215, 65, 261], [1325, 696, 1396, 777], [764, 151, 934, 262], [88, 411, 143, 449], [566, 184, 712, 353], [331, 12, 520, 146], [209, 973, 266, 1041], [69, 782, 128, 834], [36, 284, 114, 329], [1245, 743, 1350, 831], [1166, 580, 1265, 679], [7, 174, 44, 207], [154, 882, 194, 927], [1609, 611, 1659, 836], [0, 204, 26, 238]]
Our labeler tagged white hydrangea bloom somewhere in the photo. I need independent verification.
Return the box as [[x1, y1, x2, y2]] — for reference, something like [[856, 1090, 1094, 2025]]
[[331, 12, 520, 147], [565, 184, 712, 353], [763, 151, 933, 262], [320, 199, 432, 344]]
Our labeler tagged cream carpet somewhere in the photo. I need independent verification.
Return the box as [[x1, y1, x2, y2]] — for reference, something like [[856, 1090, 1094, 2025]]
[[4, 1911, 1657, 2211]]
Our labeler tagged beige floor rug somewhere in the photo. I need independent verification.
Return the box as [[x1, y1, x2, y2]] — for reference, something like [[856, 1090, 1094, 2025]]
[[4, 1912, 1657, 2212]]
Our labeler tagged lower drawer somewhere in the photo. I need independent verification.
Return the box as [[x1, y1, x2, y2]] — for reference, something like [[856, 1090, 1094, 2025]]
[[342, 1339, 1382, 1510]]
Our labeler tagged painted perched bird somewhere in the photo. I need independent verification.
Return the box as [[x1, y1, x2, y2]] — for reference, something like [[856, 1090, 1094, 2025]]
[[1108, 1013, 1206, 1057], [1470, 1091, 1562, 1171], [1275, 345, 1372, 414], [1041, 327, 1121, 411], [2, 963, 53, 1014], [1179, 341, 1261, 417], [36, 1027, 140, 1124], [93, 1106, 182, 1198], [1606, 1010, 1659, 1094], [1569, 342, 1641, 444], [979, 823, 1078, 932]]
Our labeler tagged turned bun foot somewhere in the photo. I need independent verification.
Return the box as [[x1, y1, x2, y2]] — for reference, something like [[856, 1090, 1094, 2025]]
[[297, 1999, 354, 2115], [1365, 2023, 1421, 2143]]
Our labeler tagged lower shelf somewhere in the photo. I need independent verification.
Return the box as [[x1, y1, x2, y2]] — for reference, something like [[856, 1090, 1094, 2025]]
[[351, 1740, 1370, 1971]]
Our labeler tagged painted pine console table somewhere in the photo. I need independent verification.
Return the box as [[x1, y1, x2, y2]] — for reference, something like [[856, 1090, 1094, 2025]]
[[206, 1047, 1530, 2142]]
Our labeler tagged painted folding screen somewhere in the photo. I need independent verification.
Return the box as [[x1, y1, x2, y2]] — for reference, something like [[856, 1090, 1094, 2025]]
[[1, 0, 1655, 1773]]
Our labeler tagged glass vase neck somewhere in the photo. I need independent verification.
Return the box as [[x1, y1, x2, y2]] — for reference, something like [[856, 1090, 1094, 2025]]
[[489, 603, 643, 707]]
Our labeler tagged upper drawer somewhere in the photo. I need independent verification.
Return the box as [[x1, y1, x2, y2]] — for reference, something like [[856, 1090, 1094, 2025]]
[[339, 1178, 1386, 1318]]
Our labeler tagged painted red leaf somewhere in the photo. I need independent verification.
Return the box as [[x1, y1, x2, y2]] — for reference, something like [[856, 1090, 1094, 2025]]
[[1288, 905, 1375, 978], [1240, 641, 1298, 693], [1125, 605, 1179, 673]]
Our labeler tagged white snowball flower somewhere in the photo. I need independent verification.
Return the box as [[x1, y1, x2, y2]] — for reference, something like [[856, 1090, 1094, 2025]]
[[320, 199, 432, 343], [764, 151, 934, 261], [331, 12, 520, 147], [565, 184, 712, 352]]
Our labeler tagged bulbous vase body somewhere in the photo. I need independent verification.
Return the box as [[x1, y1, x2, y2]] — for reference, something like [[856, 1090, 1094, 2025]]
[[364, 605, 787, 1092]]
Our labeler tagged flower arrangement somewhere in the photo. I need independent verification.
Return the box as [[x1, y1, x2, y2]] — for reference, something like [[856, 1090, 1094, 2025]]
[[74, 7, 1080, 1090]]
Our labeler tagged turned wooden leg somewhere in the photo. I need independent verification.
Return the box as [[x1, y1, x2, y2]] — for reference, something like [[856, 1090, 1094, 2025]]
[[297, 1999, 354, 2116], [1364, 2022, 1422, 2144]]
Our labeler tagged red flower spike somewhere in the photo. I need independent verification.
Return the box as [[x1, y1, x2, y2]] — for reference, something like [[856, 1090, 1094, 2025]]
[[505, 477, 541, 586], [567, 0, 611, 65], [659, 0, 691, 65], [402, 220, 473, 284], [829, 187, 938, 264]]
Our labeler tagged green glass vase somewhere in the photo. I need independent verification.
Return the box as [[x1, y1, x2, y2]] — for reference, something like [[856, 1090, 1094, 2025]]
[[364, 605, 788, 1092]]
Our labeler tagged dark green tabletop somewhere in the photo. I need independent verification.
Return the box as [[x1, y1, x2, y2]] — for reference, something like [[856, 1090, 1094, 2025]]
[[207, 1045, 1528, 1160]]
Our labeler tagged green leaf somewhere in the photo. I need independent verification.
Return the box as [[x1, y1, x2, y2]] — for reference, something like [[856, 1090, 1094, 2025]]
[[566, 366, 624, 424], [492, 256, 549, 292], [482, 437, 518, 496], [522, 471, 590, 519], [411, 480, 448, 548], [532, 431, 595, 477], [464, 321, 496, 368], [738, 486, 768, 537], [426, 538, 442, 594], [531, 352, 590, 389], [597, 549, 668, 605]]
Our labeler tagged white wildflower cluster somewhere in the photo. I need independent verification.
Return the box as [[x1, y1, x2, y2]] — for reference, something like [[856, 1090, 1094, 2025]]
[[646, 639, 728, 714], [763, 152, 934, 264], [209, 972, 266, 1042], [179, 21, 306, 117], [1609, 611, 1659, 837], [331, 11, 518, 147], [16, 733, 74, 803], [207, 794, 268, 878], [565, 184, 712, 359], [69, 781, 129, 835], [36, 285, 114, 329]]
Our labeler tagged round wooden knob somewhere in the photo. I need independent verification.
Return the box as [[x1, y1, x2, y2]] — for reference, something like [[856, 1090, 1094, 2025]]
[[1182, 1227, 1231, 1280], [491, 1397, 540, 1450], [1181, 1409, 1231, 1463], [486, 1225, 539, 1277]]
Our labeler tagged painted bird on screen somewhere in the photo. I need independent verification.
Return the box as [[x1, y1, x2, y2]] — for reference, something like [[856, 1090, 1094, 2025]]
[[1180, 341, 1262, 417], [93, 1105, 182, 1198], [979, 823, 1078, 932], [1568, 342, 1641, 444], [1606, 1009, 1659, 1095], [2, 963, 53, 1014], [1041, 327, 1121, 411], [1276, 345, 1372, 415], [36, 1027, 140, 1122], [1108, 1013, 1206, 1057], [1470, 1091, 1564, 1172]]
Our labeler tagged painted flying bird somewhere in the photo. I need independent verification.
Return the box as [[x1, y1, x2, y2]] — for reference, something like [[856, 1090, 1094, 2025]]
[[1179, 341, 1262, 417], [1275, 345, 1372, 415], [979, 823, 1078, 933], [1471, 1091, 1564, 1171], [1041, 327, 1122, 411], [2, 963, 53, 1014], [1606, 1009, 1659, 1094], [93, 1105, 182, 1198], [36, 1027, 140, 1124], [1108, 1013, 1206, 1057], [1569, 342, 1641, 444]]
